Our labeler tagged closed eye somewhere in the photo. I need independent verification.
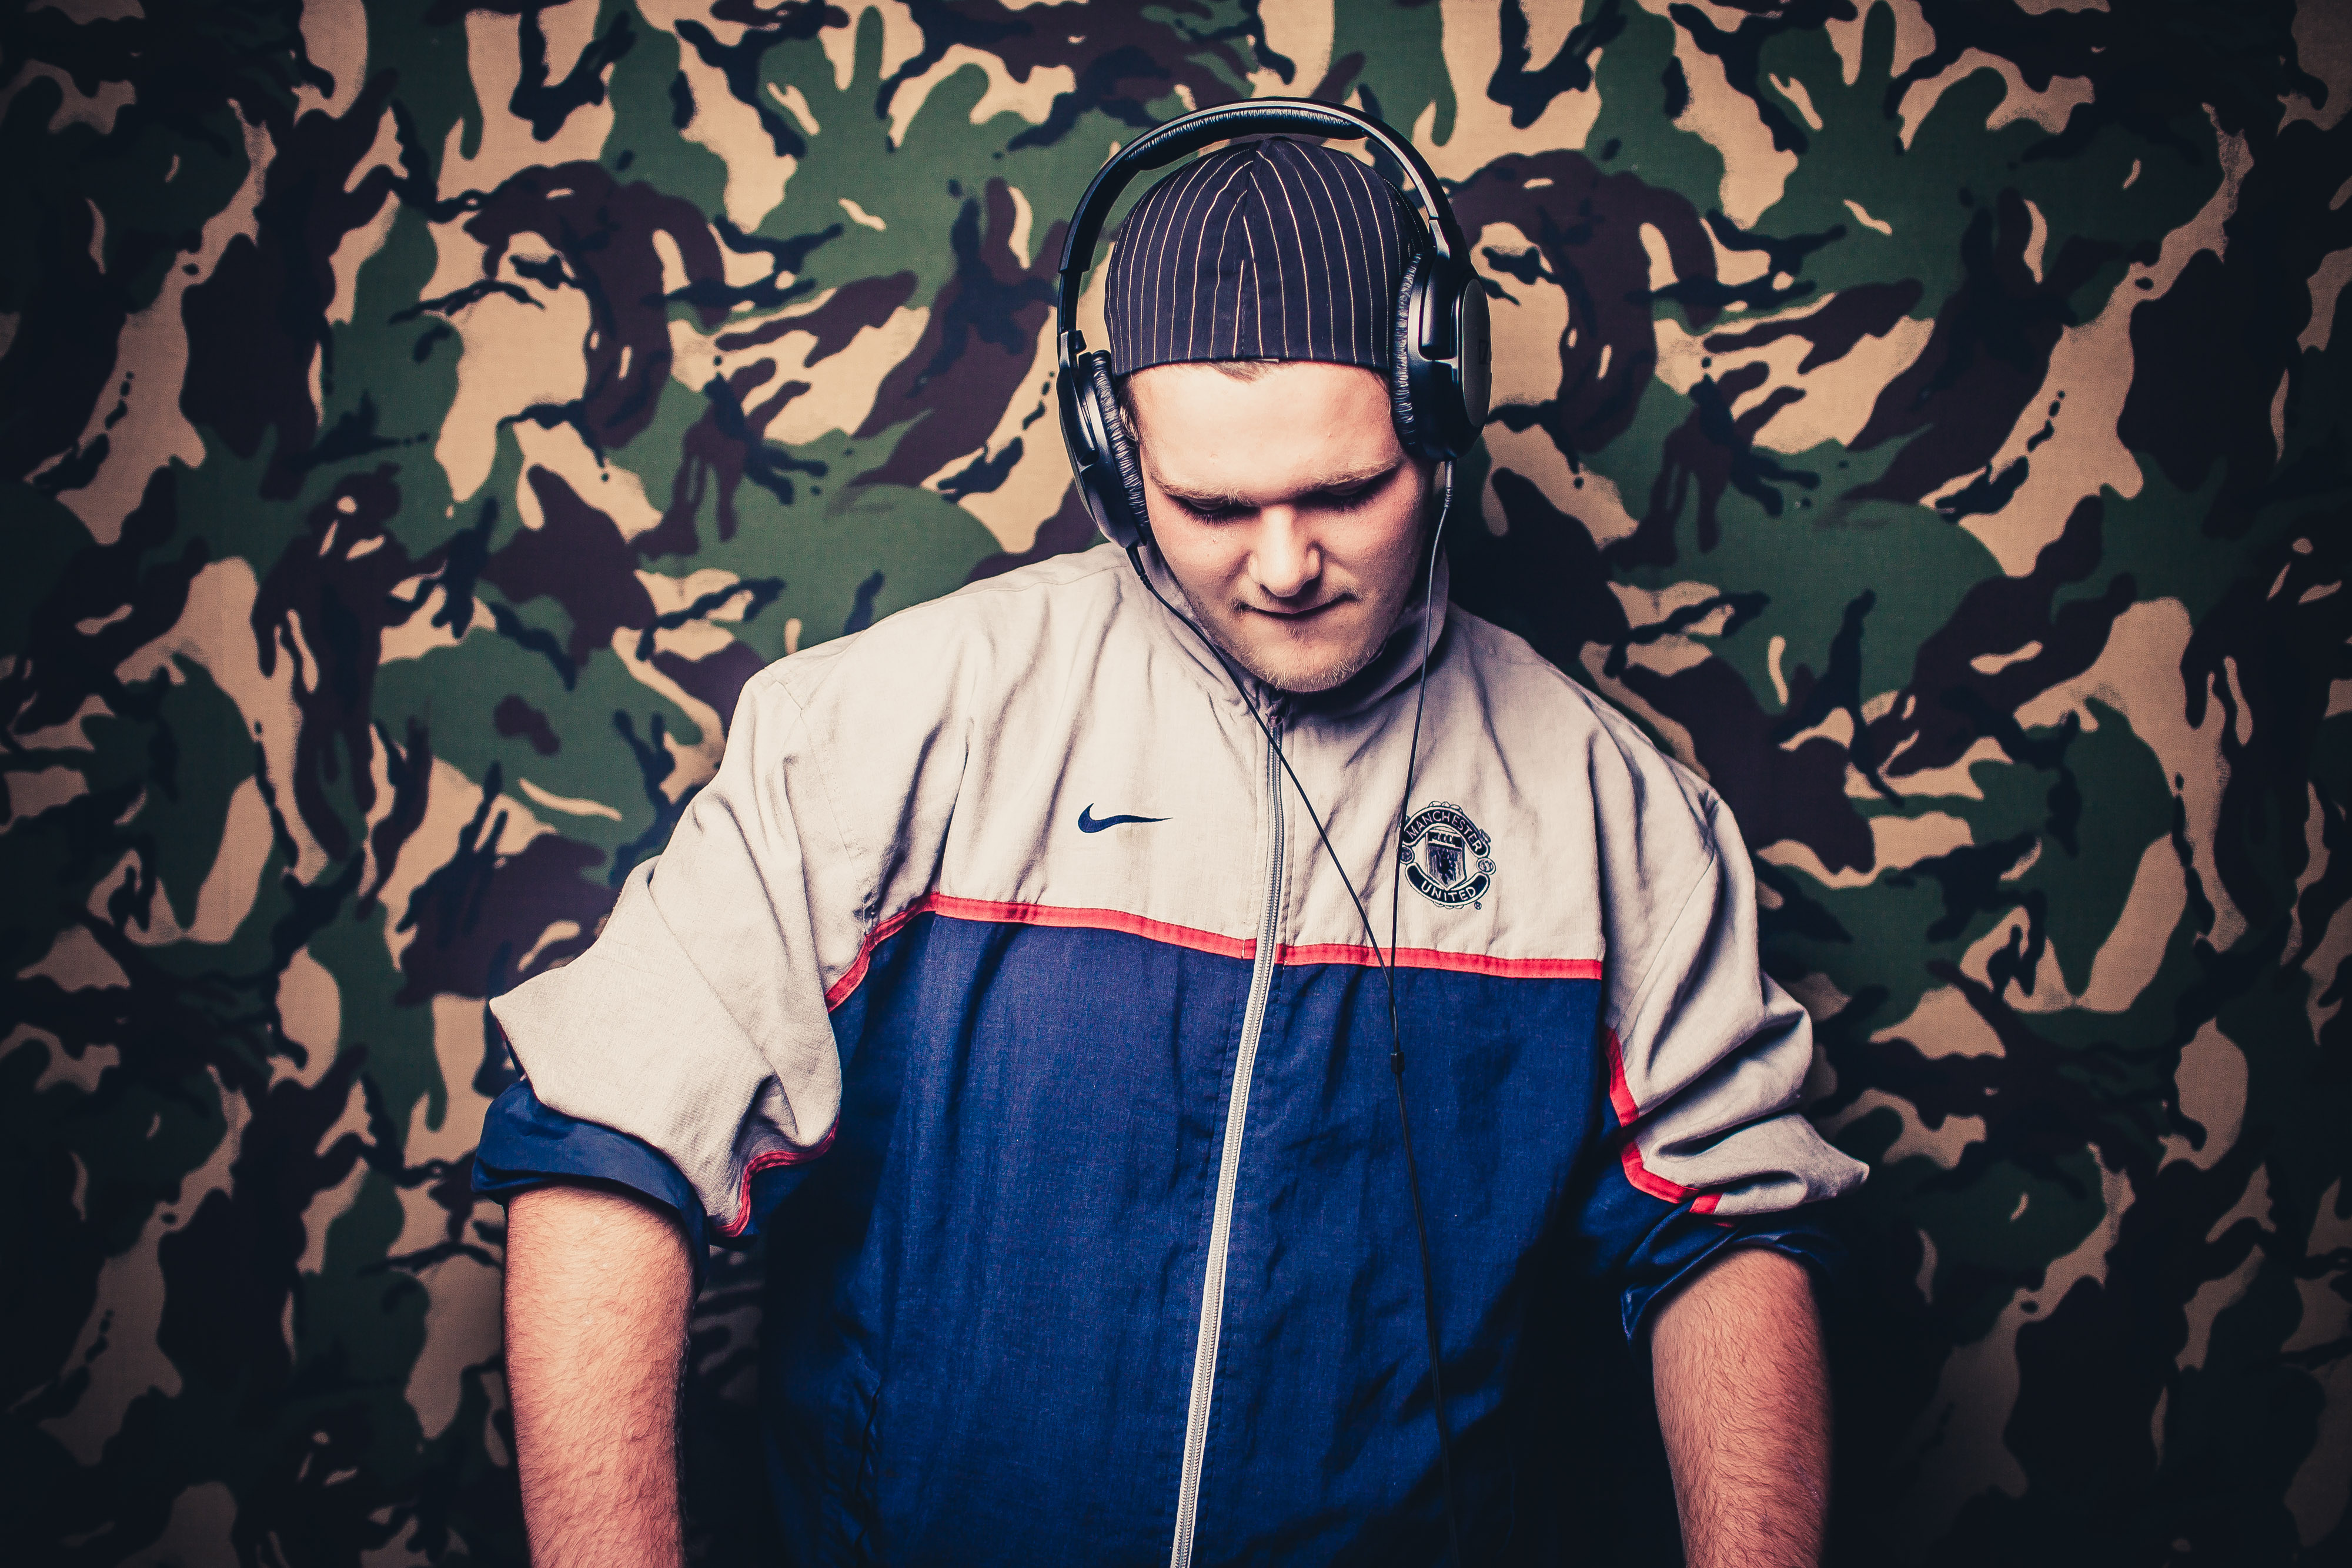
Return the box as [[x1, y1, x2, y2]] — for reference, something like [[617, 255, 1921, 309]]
[[1173, 496, 1252, 523], [1313, 477, 1389, 512]]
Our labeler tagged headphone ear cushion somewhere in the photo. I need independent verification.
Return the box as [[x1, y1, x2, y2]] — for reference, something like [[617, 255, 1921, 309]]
[[1084, 352, 1152, 544], [1391, 250, 1426, 454]]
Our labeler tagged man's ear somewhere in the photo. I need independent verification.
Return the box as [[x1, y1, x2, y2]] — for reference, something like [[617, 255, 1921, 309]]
[[1112, 373, 1141, 453]]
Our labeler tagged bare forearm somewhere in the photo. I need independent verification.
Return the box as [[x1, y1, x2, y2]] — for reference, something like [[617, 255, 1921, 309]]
[[505, 1183, 694, 1568], [1649, 1245, 1831, 1568]]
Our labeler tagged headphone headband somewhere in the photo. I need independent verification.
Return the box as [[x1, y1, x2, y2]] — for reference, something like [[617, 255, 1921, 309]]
[[1054, 98, 1464, 341]]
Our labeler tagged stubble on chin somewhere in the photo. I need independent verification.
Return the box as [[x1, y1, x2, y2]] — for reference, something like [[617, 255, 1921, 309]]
[[1242, 629, 1385, 694], [1180, 590, 1391, 696]]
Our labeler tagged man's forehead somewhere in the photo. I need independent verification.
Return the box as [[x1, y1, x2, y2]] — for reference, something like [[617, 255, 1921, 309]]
[[1129, 362, 1404, 498]]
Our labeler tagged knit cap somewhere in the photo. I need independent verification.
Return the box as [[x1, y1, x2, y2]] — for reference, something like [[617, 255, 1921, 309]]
[[1105, 136, 1409, 376]]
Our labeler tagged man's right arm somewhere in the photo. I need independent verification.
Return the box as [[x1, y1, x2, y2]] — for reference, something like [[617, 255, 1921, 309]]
[[505, 1182, 694, 1568]]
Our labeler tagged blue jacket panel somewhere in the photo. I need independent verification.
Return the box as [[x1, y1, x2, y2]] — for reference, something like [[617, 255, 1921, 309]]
[[481, 904, 1840, 1564]]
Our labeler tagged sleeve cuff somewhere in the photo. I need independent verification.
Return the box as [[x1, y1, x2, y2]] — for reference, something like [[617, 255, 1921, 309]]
[[473, 1078, 711, 1261], [1619, 1211, 1846, 1342]]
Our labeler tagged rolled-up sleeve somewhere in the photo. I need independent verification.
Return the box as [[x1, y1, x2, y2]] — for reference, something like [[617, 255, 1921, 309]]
[[477, 656, 905, 1241], [1571, 750, 1869, 1339]]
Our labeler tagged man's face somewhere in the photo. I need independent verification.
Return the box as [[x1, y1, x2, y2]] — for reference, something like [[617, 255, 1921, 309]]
[[1127, 361, 1430, 694]]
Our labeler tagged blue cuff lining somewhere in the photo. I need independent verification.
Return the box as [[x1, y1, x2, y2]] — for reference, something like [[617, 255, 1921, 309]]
[[1619, 1213, 1846, 1341], [473, 1079, 710, 1260]]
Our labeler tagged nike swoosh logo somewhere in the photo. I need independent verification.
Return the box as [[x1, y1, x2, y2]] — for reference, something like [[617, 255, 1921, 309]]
[[1078, 804, 1168, 833]]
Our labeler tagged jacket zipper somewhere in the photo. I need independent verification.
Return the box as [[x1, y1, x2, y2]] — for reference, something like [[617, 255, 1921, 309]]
[[1168, 723, 1286, 1568]]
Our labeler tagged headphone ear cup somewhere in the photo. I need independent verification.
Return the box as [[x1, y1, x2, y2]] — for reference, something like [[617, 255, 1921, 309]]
[[1454, 268, 1491, 442], [1395, 253, 1486, 462], [1083, 352, 1152, 547], [1390, 250, 1428, 456]]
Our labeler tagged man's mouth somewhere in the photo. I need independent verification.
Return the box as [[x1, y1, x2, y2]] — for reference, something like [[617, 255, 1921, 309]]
[[1244, 596, 1349, 623]]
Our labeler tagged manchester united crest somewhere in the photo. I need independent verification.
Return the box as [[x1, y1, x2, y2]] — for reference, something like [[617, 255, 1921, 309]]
[[1399, 801, 1495, 909]]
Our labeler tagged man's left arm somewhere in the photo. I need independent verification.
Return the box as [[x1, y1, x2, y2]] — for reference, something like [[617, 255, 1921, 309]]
[[1573, 760, 1866, 1564], [1648, 1246, 1830, 1568]]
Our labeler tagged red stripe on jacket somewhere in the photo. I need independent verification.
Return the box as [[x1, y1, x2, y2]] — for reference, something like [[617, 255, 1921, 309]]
[[823, 892, 1603, 1008], [1603, 1028, 1720, 1214], [717, 1124, 837, 1238]]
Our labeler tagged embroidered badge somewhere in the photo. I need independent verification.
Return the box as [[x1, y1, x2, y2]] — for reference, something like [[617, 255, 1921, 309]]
[[1399, 801, 1495, 910]]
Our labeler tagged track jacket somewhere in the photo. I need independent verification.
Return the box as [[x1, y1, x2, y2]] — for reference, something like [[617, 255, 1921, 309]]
[[475, 543, 1869, 1566]]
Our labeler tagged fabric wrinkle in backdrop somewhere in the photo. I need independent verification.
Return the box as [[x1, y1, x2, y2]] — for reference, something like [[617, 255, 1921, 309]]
[[2, 0, 2348, 1563]]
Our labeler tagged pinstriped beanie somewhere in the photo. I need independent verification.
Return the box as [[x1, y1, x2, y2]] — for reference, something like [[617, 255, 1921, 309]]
[[1105, 137, 1409, 376]]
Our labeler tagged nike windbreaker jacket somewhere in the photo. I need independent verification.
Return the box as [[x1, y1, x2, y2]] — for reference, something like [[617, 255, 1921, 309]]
[[475, 543, 1869, 1566]]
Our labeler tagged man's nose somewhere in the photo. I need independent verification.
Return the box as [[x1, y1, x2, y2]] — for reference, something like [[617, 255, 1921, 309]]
[[1249, 508, 1321, 601]]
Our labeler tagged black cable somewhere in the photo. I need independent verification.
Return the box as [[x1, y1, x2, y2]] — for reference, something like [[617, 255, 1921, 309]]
[[1389, 468, 1462, 1568], [1125, 463, 1464, 1568]]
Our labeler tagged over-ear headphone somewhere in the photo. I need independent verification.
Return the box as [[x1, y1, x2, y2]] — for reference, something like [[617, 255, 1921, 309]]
[[1054, 98, 1492, 550]]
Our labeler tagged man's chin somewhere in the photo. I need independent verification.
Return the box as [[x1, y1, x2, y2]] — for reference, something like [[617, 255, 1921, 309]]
[[1227, 633, 1383, 695], [1168, 586, 1386, 694]]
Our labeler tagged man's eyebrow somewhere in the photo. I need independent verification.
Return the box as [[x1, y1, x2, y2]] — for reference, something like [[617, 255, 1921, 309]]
[[1157, 460, 1400, 510]]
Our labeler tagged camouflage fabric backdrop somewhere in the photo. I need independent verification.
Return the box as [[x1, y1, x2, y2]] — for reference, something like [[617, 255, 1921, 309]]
[[4, 0, 2348, 1562]]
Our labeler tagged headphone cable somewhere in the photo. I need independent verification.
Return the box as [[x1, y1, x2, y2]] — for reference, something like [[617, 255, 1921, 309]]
[[1125, 462, 1465, 1568]]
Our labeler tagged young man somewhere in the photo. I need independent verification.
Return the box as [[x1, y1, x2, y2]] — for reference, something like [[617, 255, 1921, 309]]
[[479, 134, 1866, 1567]]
